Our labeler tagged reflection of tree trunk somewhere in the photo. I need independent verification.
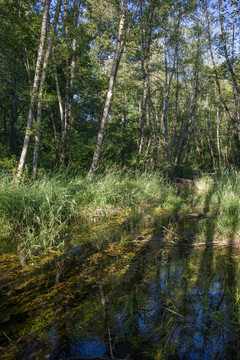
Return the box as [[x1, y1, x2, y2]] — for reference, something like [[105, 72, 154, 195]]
[[97, 274, 114, 360], [15, 0, 51, 181]]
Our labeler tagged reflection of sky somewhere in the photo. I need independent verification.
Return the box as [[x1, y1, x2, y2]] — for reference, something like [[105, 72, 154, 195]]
[[66, 246, 237, 359], [49, 337, 107, 360], [4, 215, 240, 360], [139, 251, 235, 360], [69, 337, 106, 357]]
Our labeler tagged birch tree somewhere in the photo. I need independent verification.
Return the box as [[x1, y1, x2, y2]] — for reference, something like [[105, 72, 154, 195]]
[[88, 0, 140, 179], [15, 0, 52, 181], [136, 0, 154, 171], [32, 0, 62, 178]]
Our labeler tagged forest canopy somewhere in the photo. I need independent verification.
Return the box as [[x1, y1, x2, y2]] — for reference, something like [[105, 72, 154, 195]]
[[0, 0, 239, 178]]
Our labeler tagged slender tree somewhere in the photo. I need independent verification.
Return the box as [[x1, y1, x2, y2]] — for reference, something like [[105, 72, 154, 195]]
[[136, 0, 154, 171], [15, 0, 52, 181], [88, 0, 140, 179], [32, 0, 62, 178]]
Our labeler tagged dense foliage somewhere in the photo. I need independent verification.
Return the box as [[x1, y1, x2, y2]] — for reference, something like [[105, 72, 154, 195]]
[[0, 0, 239, 177]]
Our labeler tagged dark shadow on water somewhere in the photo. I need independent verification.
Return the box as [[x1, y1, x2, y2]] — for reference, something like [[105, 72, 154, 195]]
[[1, 186, 240, 359]]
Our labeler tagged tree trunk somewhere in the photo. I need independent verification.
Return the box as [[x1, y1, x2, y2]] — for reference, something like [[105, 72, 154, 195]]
[[15, 0, 51, 181], [152, 11, 180, 172], [216, 107, 222, 169], [136, 3, 154, 171], [11, 82, 19, 152], [144, 134, 152, 173], [51, 112, 59, 164], [171, 63, 179, 166], [88, 0, 140, 179], [204, 0, 234, 122], [150, 100, 160, 169], [53, 48, 65, 150], [163, 38, 169, 171], [32, 0, 62, 178], [172, 28, 200, 171], [64, 0, 79, 165], [206, 112, 216, 171], [218, 0, 240, 146], [88, 0, 128, 178], [218, 0, 240, 97]]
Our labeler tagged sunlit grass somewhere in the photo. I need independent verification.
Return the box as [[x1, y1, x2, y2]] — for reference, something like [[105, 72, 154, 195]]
[[2, 168, 240, 254], [0, 168, 176, 253], [195, 171, 240, 241]]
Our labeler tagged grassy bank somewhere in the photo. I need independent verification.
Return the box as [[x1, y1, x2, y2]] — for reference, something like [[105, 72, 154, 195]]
[[195, 171, 240, 242], [0, 169, 178, 254], [1, 169, 240, 255]]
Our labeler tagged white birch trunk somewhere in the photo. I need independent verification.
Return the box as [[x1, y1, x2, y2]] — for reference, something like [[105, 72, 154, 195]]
[[88, 0, 128, 179], [216, 107, 222, 169], [61, 0, 79, 165], [53, 49, 65, 148], [15, 0, 51, 181], [32, 0, 62, 178]]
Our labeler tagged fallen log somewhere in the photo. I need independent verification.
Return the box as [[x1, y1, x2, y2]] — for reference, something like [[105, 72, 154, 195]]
[[173, 178, 195, 185], [184, 212, 205, 219]]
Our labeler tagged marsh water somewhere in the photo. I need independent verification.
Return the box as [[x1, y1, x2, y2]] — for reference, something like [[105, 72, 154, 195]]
[[1, 208, 240, 359]]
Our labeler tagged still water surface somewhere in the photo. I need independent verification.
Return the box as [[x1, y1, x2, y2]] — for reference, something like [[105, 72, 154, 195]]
[[0, 210, 240, 359]]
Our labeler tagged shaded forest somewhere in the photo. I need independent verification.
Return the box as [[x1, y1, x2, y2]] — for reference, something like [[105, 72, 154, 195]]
[[1, 0, 239, 178]]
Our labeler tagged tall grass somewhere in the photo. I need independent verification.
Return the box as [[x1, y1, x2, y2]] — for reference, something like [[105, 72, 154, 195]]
[[195, 171, 240, 240], [0, 169, 174, 253], [1, 168, 239, 254]]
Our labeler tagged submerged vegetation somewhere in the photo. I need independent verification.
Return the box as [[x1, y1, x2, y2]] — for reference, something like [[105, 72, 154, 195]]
[[1, 183, 240, 359]]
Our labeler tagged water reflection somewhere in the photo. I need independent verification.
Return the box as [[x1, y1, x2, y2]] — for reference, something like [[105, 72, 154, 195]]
[[0, 210, 240, 359]]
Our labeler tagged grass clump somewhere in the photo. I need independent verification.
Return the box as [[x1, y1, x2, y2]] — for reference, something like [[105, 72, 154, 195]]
[[0, 169, 175, 254], [195, 171, 240, 241], [2, 168, 240, 255]]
